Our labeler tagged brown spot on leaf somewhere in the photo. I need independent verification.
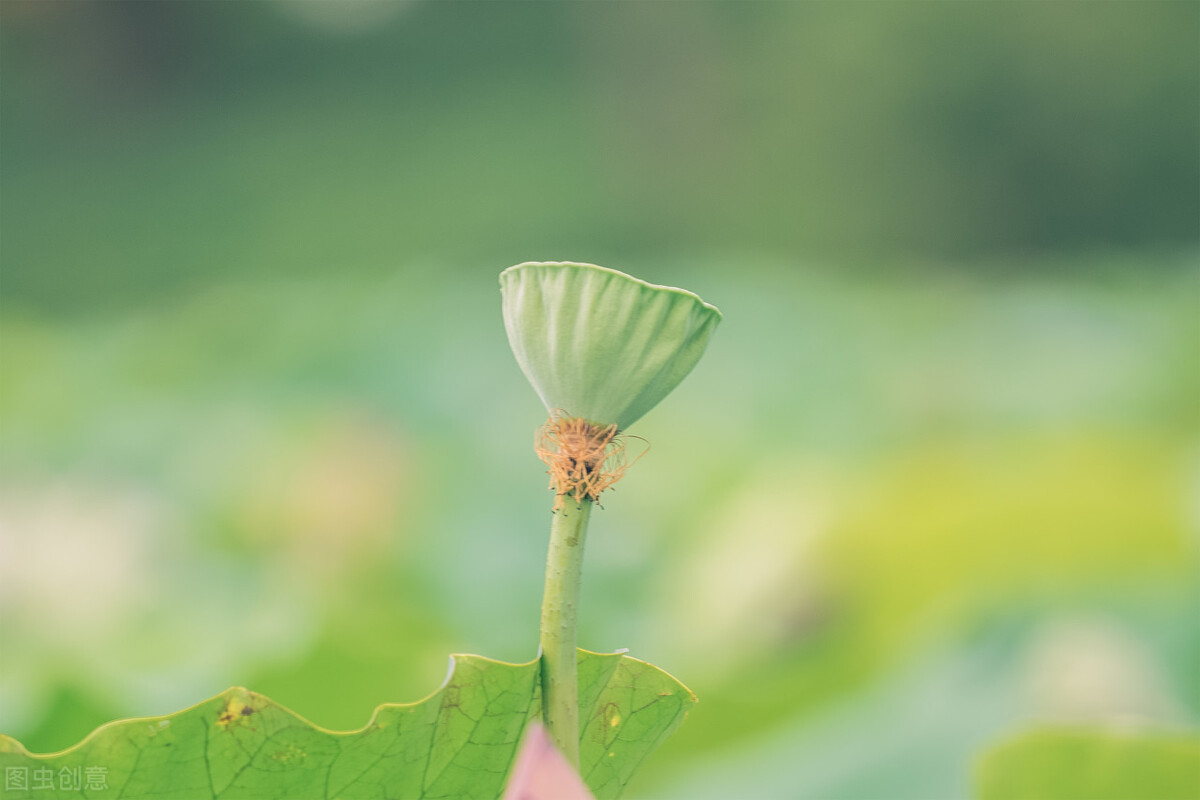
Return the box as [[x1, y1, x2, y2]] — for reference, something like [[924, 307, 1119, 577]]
[[215, 696, 257, 729]]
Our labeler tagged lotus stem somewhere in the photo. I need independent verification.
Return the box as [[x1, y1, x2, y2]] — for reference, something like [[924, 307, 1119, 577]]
[[538, 498, 593, 768]]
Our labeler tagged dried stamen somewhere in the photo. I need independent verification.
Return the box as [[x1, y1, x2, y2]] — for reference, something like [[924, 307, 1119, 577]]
[[535, 412, 644, 509]]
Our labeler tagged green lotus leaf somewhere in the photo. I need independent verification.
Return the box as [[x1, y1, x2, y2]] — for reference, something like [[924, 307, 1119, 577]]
[[500, 262, 721, 430], [0, 649, 694, 800], [975, 727, 1200, 800]]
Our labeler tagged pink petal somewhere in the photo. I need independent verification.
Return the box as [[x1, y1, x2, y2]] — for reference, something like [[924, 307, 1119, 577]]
[[502, 722, 596, 800]]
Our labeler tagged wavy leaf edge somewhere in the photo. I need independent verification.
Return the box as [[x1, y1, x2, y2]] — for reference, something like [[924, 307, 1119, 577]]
[[0, 648, 697, 759]]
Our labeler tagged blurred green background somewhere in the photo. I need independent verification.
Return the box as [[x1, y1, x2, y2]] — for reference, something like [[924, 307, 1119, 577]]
[[1, 2, 1197, 798]]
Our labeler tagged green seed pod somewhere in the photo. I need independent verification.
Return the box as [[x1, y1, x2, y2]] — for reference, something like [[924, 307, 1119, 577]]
[[500, 261, 722, 431]]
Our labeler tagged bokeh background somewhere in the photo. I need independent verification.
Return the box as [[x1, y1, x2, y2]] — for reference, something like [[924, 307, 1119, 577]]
[[2, 2, 1197, 798]]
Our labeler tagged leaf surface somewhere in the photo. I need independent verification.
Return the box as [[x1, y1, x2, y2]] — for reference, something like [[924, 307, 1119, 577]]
[[975, 727, 1200, 800], [0, 650, 694, 800]]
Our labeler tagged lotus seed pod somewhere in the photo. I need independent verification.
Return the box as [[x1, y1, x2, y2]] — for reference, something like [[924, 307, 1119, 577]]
[[500, 262, 721, 430]]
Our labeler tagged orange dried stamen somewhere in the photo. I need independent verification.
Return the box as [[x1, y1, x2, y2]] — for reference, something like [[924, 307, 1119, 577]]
[[535, 412, 643, 508]]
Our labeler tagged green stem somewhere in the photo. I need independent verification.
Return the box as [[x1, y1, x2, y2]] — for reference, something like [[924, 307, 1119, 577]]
[[539, 498, 593, 768]]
